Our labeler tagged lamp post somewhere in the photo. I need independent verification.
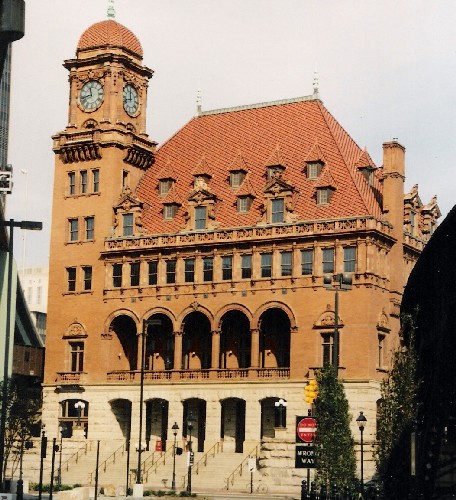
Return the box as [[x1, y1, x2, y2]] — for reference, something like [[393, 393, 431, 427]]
[[186, 413, 195, 494], [74, 401, 86, 428], [356, 411, 367, 493], [323, 273, 352, 376], [136, 319, 148, 493], [57, 425, 64, 487], [0, 218, 42, 486], [171, 422, 179, 490], [274, 398, 287, 427]]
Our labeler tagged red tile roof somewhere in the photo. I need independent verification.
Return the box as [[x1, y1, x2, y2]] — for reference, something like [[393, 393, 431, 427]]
[[136, 96, 383, 233], [77, 20, 143, 58]]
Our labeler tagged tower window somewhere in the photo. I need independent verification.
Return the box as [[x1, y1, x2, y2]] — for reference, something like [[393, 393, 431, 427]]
[[166, 259, 176, 284], [123, 213, 134, 237], [92, 169, 100, 193], [281, 251, 292, 276], [130, 262, 140, 287], [195, 206, 207, 230], [241, 254, 252, 279], [85, 216, 94, 240], [203, 257, 213, 282], [237, 196, 252, 213], [222, 255, 233, 280], [82, 266, 92, 291], [159, 179, 173, 196], [80, 170, 88, 194], [122, 170, 129, 189], [378, 334, 385, 368], [68, 172, 76, 195], [67, 267, 76, 292], [112, 263, 123, 288], [301, 249, 313, 275], [148, 261, 158, 285], [343, 246, 356, 273], [271, 199, 284, 223], [184, 258, 195, 283], [70, 342, 84, 372], [230, 171, 245, 188], [69, 219, 79, 242], [261, 253, 272, 278], [322, 248, 334, 274]]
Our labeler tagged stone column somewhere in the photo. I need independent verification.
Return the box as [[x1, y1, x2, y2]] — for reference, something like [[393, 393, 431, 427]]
[[211, 330, 221, 370], [250, 328, 260, 368], [173, 331, 183, 370]]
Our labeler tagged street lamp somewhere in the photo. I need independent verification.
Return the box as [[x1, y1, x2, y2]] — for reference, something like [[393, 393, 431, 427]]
[[74, 401, 86, 427], [171, 422, 179, 490], [274, 398, 287, 428], [136, 319, 149, 493], [186, 413, 195, 494], [0, 218, 42, 486], [356, 411, 367, 492], [57, 425, 64, 487], [323, 273, 352, 376]]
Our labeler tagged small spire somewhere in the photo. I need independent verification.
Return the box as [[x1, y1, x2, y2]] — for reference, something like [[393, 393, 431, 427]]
[[313, 69, 319, 98], [195, 89, 202, 117], [107, 0, 115, 19]]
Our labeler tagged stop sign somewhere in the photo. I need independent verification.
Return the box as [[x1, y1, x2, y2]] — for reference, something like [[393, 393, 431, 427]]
[[297, 417, 317, 443]]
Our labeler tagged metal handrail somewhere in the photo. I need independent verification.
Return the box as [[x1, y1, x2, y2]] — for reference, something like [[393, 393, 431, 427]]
[[63, 441, 93, 472], [225, 443, 260, 490], [88, 441, 126, 484], [143, 447, 174, 482], [194, 441, 222, 475]]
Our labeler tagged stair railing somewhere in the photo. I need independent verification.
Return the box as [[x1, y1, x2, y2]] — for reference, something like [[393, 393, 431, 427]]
[[88, 441, 126, 484], [142, 447, 174, 483], [62, 441, 94, 472], [194, 441, 222, 475], [225, 443, 260, 490]]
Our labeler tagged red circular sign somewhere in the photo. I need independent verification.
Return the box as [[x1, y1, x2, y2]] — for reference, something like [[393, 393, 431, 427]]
[[297, 417, 317, 443]]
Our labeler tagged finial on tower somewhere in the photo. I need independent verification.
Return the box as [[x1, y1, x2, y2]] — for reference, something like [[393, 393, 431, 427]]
[[313, 69, 319, 98], [107, 0, 116, 19], [195, 89, 202, 117]]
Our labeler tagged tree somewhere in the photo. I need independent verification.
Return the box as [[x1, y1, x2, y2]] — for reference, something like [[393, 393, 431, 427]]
[[313, 364, 357, 491], [374, 313, 419, 498], [0, 377, 41, 480]]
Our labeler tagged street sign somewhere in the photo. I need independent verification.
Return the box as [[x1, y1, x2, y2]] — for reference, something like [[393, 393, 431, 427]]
[[248, 457, 256, 472], [295, 445, 315, 468], [296, 416, 317, 443]]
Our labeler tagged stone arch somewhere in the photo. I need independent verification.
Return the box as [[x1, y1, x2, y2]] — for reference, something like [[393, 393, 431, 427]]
[[214, 303, 253, 328], [143, 312, 174, 371], [220, 397, 246, 453], [219, 309, 251, 369], [181, 310, 212, 370], [176, 302, 214, 331], [106, 309, 140, 371], [252, 300, 297, 330], [109, 398, 132, 439]]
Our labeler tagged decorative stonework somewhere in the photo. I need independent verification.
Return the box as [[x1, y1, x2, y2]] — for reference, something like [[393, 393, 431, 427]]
[[63, 321, 88, 339], [60, 143, 102, 164]]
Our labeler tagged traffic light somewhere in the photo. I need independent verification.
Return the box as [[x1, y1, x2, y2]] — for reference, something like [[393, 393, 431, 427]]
[[304, 379, 318, 404]]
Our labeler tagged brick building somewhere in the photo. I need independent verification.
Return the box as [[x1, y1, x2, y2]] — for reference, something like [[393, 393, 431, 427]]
[[42, 15, 440, 489]]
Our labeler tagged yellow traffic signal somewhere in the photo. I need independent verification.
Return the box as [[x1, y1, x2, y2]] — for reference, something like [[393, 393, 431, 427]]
[[304, 379, 318, 404]]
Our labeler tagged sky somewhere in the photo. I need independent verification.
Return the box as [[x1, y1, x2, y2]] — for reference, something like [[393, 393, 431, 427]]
[[5, 0, 456, 268]]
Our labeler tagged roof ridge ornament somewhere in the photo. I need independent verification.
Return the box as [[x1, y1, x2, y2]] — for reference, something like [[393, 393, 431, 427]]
[[107, 0, 115, 19], [195, 89, 202, 117], [313, 69, 320, 99]]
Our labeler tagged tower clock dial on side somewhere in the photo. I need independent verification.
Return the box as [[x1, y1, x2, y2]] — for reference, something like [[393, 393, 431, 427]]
[[123, 83, 139, 115], [79, 80, 104, 111]]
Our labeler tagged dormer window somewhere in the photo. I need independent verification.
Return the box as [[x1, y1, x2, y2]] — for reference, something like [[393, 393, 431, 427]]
[[237, 196, 252, 213], [230, 171, 246, 188], [317, 188, 334, 205], [164, 204, 178, 220], [271, 198, 284, 223], [359, 166, 375, 186], [123, 213, 134, 236], [195, 206, 207, 230], [159, 179, 173, 196], [307, 161, 323, 180]]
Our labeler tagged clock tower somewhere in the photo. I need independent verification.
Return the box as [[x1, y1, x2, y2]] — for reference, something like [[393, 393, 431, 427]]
[[45, 15, 156, 391]]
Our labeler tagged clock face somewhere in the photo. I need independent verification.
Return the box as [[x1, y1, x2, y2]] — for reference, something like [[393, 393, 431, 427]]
[[123, 84, 139, 116], [79, 80, 104, 111]]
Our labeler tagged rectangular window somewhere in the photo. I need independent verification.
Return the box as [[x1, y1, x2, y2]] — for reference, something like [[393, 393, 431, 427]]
[[322, 333, 333, 366], [307, 162, 322, 179], [271, 198, 284, 223], [164, 204, 177, 220], [241, 254, 252, 279], [92, 169, 100, 192], [230, 171, 245, 188], [166, 259, 176, 284], [113, 263, 123, 288], [222, 255, 233, 280], [82, 266, 92, 291], [195, 206, 207, 230], [317, 189, 329, 205], [301, 249, 313, 275], [68, 172, 76, 195], [80, 170, 88, 194], [184, 258, 195, 283], [322, 248, 334, 274], [159, 179, 172, 195], [203, 257, 213, 282], [70, 342, 84, 372], [130, 262, 140, 286], [67, 267, 76, 292], [281, 251, 292, 276], [378, 334, 385, 368], [261, 253, 272, 278], [69, 218, 79, 242], [148, 261, 158, 285], [238, 197, 252, 213], [343, 246, 356, 273], [85, 216, 94, 240], [122, 170, 129, 189], [123, 213, 134, 236], [36, 286, 42, 304]]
